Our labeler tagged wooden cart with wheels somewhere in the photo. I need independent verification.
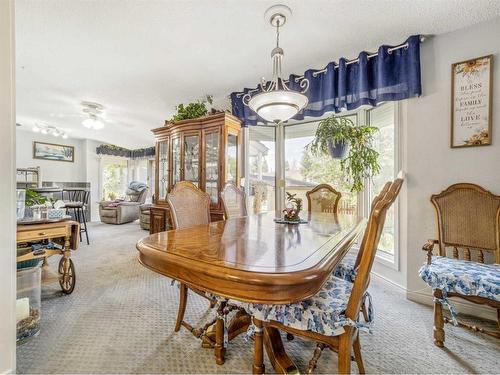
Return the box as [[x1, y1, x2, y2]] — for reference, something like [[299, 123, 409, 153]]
[[17, 219, 80, 294]]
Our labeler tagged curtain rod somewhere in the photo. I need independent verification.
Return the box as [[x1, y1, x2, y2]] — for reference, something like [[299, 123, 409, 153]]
[[234, 35, 426, 98]]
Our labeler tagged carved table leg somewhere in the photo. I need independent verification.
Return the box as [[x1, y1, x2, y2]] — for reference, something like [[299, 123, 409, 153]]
[[264, 327, 298, 374], [253, 318, 265, 374], [214, 302, 226, 365], [175, 284, 187, 332], [433, 289, 445, 347]]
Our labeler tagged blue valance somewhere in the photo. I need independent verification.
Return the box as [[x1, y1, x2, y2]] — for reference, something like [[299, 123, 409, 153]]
[[231, 35, 422, 126]]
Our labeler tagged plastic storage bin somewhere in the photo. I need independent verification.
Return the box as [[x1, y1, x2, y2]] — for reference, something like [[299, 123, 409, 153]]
[[17, 189, 26, 220], [16, 266, 41, 344]]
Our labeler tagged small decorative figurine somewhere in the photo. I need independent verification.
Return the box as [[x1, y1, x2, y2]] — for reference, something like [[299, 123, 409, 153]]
[[283, 192, 303, 222]]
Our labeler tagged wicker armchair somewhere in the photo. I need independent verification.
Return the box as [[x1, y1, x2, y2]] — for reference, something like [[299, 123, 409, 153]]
[[221, 183, 247, 219], [166, 182, 216, 331], [419, 183, 500, 346]]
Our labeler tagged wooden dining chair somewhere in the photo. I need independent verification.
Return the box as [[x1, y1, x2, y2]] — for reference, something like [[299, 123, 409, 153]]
[[333, 181, 392, 322], [221, 183, 247, 219], [306, 184, 342, 214], [166, 181, 213, 333], [419, 183, 500, 346], [246, 177, 404, 374]]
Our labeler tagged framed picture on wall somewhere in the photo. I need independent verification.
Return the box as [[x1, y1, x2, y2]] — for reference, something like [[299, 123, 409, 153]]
[[33, 141, 75, 162], [451, 55, 493, 148]]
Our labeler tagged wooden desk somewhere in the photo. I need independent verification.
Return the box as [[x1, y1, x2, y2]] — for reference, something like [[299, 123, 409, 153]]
[[137, 212, 365, 372]]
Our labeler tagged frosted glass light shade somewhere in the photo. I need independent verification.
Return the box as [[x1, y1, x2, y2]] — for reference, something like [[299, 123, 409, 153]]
[[82, 118, 104, 130], [248, 90, 308, 123]]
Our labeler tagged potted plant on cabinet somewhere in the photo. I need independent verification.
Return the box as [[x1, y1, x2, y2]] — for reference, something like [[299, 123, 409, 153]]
[[169, 95, 215, 123], [308, 114, 381, 193]]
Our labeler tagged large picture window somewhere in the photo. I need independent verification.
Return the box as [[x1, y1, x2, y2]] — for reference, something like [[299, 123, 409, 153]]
[[244, 102, 400, 262], [368, 102, 398, 256], [248, 126, 276, 213], [284, 115, 358, 214]]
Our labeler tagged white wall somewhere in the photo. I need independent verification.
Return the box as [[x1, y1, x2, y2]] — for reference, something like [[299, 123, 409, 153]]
[[16, 128, 87, 183], [373, 17, 500, 318], [84, 139, 103, 221], [0, 0, 17, 372]]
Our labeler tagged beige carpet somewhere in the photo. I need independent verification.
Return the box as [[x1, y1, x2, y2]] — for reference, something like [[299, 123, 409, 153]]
[[16, 222, 500, 374]]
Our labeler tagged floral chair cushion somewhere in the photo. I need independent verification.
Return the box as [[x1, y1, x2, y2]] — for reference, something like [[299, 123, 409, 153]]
[[240, 275, 362, 336], [419, 256, 500, 302], [333, 253, 357, 283]]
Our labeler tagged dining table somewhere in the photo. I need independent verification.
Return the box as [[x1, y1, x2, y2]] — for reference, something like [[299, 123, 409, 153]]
[[136, 211, 365, 373]]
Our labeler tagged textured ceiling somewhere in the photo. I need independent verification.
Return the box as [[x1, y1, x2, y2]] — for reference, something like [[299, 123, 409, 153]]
[[15, 0, 500, 148]]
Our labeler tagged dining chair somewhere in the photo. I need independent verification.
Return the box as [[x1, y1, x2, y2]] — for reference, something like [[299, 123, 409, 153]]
[[306, 184, 342, 214], [419, 183, 500, 346], [333, 181, 392, 322], [221, 183, 247, 219], [246, 177, 404, 374], [166, 181, 213, 333]]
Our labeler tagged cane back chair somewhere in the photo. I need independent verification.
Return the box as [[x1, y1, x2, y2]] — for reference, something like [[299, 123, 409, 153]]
[[306, 184, 342, 214], [221, 183, 247, 219], [247, 177, 404, 374], [419, 183, 500, 345], [167, 182, 215, 333]]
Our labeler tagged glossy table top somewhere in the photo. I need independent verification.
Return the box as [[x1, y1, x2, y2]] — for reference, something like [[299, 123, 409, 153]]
[[137, 212, 365, 304]]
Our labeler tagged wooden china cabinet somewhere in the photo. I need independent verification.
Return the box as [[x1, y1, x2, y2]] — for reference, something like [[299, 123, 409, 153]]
[[149, 112, 242, 234]]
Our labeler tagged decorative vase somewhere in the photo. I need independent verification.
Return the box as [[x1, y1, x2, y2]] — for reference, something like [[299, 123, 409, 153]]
[[327, 140, 348, 159]]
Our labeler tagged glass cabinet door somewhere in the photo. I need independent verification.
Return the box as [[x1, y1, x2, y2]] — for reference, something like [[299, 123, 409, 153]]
[[204, 130, 220, 205], [226, 132, 238, 185], [158, 140, 169, 200], [183, 133, 200, 187], [171, 136, 181, 187]]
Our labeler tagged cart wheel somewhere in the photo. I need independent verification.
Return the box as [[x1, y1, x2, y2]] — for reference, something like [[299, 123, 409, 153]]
[[58, 258, 76, 294]]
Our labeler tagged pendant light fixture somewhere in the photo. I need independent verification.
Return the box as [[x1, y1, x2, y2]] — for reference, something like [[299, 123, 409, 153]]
[[243, 5, 309, 124]]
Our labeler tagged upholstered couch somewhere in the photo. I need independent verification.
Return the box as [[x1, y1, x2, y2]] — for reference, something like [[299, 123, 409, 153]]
[[99, 184, 148, 225]]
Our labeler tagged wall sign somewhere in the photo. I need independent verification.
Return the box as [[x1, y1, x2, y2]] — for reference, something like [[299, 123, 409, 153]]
[[451, 55, 493, 148]]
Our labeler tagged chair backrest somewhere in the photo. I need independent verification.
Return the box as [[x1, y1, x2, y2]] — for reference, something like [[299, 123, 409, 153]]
[[345, 178, 404, 322], [431, 183, 500, 263], [306, 184, 342, 214], [167, 181, 211, 230], [125, 187, 148, 204], [221, 183, 247, 219]]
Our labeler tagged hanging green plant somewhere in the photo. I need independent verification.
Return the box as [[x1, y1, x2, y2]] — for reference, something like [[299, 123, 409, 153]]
[[308, 114, 380, 193], [170, 95, 213, 123]]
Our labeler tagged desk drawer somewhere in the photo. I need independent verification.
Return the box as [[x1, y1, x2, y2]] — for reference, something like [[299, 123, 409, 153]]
[[17, 226, 68, 242]]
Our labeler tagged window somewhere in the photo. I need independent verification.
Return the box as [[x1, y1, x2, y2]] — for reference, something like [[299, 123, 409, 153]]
[[284, 116, 358, 214], [248, 126, 275, 213], [101, 157, 128, 201], [244, 102, 400, 260], [367, 102, 398, 256]]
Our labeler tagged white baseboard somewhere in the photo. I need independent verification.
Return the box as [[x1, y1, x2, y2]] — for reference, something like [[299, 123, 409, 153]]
[[406, 288, 497, 321], [371, 270, 407, 292]]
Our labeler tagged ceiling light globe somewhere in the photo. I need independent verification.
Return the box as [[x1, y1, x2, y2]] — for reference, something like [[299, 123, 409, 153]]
[[62, 133, 68, 139], [40, 128, 48, 134], [32, 125, 40, 133], [248, 90, 308, 124]]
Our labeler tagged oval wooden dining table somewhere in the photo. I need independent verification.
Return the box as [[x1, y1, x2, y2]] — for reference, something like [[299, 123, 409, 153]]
[[136, 212, 365, 373]]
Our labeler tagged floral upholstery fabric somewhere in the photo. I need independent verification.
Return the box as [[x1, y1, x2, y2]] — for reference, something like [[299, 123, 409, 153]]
[[419, 256, 500, 302], [240, 275, 361, 336], [333, 254, 357, 283]]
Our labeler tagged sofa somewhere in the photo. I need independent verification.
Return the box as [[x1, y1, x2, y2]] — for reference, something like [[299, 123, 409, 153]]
[[99, 183, 148, 225]]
